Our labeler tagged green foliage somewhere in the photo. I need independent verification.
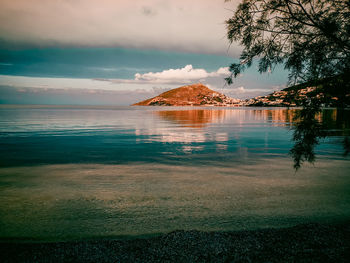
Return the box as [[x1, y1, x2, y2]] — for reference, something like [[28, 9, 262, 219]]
[[225, 0, 350, 85]]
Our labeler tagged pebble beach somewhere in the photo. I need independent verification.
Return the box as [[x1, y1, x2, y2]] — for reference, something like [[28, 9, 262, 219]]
[[1, 222, 349, 262]]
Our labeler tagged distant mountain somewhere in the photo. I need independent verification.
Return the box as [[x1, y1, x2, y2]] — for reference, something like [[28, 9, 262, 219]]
[[132, 83, 241, 106]]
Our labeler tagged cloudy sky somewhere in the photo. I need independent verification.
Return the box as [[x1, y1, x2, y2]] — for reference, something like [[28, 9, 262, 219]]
[[0, 0, 288, 105]]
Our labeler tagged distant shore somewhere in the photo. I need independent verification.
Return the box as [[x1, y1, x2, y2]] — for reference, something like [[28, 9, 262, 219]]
[[1, 222, 349, 262]]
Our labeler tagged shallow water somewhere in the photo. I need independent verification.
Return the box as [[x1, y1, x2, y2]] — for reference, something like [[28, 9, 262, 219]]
[[0, 106, 349, 240]]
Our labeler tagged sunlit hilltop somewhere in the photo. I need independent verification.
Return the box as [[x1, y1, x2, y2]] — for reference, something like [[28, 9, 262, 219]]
[[133, 83, 241, 106]]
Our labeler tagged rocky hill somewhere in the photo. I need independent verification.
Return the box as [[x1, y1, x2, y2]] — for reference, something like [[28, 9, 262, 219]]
[[132, 83, 240, 106]]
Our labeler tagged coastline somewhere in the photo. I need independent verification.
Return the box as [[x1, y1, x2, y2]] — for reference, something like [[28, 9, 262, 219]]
[[1, 222, 349, 262]]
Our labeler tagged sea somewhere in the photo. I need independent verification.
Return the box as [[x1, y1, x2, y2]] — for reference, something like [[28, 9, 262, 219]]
[[0, 105, 349, 241]]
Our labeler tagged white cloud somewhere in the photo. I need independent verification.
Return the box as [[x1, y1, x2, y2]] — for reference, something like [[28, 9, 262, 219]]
[[0, 68, 287, 105], [134, 65, 230, 83], [212, 67, 231, 76], [1, 64, 232, 89], [0, 0, 241, 55]]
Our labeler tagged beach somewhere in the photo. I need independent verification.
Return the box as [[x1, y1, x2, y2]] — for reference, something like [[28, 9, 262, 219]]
[[1, 106, 349, 262], [1, 222, 349, 262]]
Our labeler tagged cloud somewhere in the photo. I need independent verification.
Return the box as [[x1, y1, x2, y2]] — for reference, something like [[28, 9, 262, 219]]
[[1, 59, 289, 104], [141, 6, 157, 16], [218, 86, 277, 99], [0, 0, 241, 55], [134, 65, 229, 83], [90, 65, 230, 85], [90, 65, 285, 99], [0, 85, 164, 106]]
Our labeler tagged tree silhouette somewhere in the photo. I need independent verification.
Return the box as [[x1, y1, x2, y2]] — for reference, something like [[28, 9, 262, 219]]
[[225, 0, 350, 85], [225, 0, 350, 169]]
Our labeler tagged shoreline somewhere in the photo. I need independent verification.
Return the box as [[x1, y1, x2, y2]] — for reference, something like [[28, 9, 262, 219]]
[[1, 222, 349, 262], [1, 103, 349, 110]]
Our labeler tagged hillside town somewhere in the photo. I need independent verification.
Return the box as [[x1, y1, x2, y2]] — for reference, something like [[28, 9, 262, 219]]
[[242, 86, 349, 107]]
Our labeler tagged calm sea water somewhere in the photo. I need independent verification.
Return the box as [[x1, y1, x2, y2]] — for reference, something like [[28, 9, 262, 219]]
[[0, 105, 349, 241]]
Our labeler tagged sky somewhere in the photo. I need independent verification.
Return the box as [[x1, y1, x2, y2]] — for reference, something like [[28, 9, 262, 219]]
[[0, 0, 289, 105]]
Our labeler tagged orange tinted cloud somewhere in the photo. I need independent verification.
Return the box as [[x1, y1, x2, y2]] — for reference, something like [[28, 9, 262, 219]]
[[0, 0, 240, 54]]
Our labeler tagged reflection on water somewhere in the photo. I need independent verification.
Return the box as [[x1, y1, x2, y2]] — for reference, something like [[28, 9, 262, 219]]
[[289, 106, 350, 169], [157, 108, 297, 128], [154, 108, 350, 159], [249, 109, 295, 126], [0, 106, 349, 241], [157, 110, 227, 128], [157, 108, 350, 130], [290, 104, 326, 170]]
